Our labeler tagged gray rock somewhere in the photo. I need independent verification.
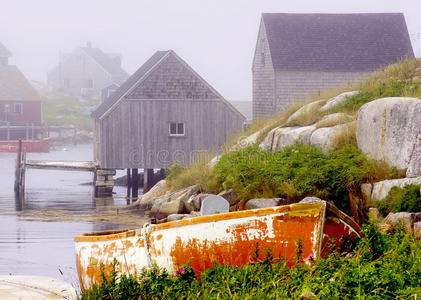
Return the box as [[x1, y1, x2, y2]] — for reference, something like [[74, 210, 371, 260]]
[[315, 113, 354, 127], [245, 198, 284, 210], [167, 214, 190, 222], [299, 197, 322, 203], [414, 222, 421, 239], [320, 91, 360, 112], [159, 200, 185, 215], [356, 97, 421, 177], [286, 100, 324, 125], [137, 180, 170, 208], [361, 183, 373, 203], [383, 212, 414, 234], [150, 197, 166, 214], [368, 207, 381, 220], [259, 125, 316, 151], [207, 155, 221, 168], [184, 193, 211, 212], [218, 189, 238, 206], [200, 195, 230, 216], [310, 121, 356, 152], [371, 177, 421, 202], [230, 128, 266, 151]]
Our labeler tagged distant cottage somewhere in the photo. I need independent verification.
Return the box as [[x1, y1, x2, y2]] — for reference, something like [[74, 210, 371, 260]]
[[252, 13, 414, 119], [92, 50, 245, 170], [0, 42, 44, 140], [47, 42, 129, 99]]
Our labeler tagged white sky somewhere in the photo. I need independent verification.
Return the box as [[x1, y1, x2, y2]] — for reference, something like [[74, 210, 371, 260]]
[[1, 0, 421, 100]]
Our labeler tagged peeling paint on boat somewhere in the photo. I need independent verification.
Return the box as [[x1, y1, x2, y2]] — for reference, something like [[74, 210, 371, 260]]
[[75, 201, 361, 290]]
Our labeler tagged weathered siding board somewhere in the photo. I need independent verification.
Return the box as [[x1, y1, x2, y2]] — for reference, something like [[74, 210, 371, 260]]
[[252, 20, 276, 120], [274, 70, 371, 111], [100, 99, 243, 169]]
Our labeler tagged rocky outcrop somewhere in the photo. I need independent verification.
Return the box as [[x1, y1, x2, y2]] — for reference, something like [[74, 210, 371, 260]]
[[310, 121, 355, 152], [370, 177, 421, 202], [260, 125, 316, 151], [286, 100, 324, 125], [135, 180, 170, 209], [320, 91, 360, 112], [245, 198, 284, 209], [357, 97, 421, 177], [381, 212, 418, 234], [315, 113, 354, 128]]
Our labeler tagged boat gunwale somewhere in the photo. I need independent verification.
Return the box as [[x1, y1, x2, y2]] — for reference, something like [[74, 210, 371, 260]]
[[74, 201, 330, 242]]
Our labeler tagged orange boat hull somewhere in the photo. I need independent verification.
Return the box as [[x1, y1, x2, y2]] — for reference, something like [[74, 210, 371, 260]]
[[75, 201, 360, 290]]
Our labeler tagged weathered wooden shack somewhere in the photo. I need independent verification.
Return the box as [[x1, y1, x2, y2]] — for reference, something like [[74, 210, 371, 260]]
[[92, 50, 245, 192], [252, 13, 414, 119]]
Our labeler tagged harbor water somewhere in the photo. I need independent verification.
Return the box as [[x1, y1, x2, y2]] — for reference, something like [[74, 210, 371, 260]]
[[0, 143, 147, 289]]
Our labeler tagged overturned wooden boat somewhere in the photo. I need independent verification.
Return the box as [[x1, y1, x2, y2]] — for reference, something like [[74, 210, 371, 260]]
[[75, 201, 361, 290]]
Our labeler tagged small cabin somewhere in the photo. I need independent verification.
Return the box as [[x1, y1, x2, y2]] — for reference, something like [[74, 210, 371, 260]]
[[252, 13, 414, 119], [92, 50, 246, 170]]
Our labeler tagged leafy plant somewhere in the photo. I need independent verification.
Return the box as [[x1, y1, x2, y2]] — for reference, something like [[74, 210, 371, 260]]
[[377, 184, 421, 217]]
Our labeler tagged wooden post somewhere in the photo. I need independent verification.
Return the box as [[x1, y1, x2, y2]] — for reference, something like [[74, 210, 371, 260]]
[[132, 168, 139, 199], [126, 168, 131, 200], [73, 127, 77, 145], [6, 123, 10, 140], [25, 124, 29, 140], [143, 168, 154, 193], [14, 139, 22, 193], [31, 123, 34, 141]]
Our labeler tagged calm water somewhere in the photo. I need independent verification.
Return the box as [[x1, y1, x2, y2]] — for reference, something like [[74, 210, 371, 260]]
[[0, 144, 146, 288]]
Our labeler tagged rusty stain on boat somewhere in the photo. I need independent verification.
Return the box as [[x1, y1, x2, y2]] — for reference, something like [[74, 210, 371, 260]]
[[75, 201, 361, 290]]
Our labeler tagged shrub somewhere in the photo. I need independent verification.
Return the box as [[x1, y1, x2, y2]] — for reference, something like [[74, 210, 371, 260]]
[[214, 144, 404, 214], [376, 184, 421, 217]]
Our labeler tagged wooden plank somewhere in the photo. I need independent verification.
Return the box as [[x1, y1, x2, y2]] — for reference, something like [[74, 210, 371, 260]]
[[25, 160, 97, 171]]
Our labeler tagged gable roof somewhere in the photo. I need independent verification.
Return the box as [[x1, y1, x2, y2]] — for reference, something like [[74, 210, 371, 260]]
[[0, 42, 12, 58], [261, 13, 414, 72], [81, 47, 128, 78], [0, 66, 41, 102], [92, 50, 169, 118], [92, 50, 245, 120]]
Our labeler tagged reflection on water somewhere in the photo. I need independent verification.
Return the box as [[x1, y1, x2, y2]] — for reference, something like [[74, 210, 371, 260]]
[[0, 144, 146, 288]]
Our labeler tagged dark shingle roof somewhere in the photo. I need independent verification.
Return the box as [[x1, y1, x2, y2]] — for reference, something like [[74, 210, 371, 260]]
[[0, 42, 12, 58], [91, 50, 170, 118], [0, 66, 41, 102], [82, 47, 128, 78], [262, 13, 414, 72]]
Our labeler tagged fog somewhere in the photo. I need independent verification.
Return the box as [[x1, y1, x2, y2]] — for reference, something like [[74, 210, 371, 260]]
[[1, 0, 421, 100]]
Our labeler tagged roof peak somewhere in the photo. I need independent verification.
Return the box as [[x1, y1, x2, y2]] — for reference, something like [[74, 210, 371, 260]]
[[0, 42, 12, 58]]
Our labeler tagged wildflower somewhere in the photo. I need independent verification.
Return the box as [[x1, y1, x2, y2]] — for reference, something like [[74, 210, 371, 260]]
[[368, 248, 371, 252], [174, 269, 186, 277], [306, 254, 314, 261], [197, 291, 201, 296], [345, 253, 350, 257], [329, 278, 335, 282]]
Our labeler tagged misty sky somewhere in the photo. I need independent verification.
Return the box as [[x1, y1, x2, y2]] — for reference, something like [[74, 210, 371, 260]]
[[1, 0, 421, 100]]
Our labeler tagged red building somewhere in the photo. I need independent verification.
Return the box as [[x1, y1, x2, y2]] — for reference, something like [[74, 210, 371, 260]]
[[0, 42, 48, 151]]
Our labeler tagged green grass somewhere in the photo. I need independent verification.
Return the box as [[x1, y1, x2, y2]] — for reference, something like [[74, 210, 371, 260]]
[[42, 96, 98, 130], [81, 223, 421, 299]]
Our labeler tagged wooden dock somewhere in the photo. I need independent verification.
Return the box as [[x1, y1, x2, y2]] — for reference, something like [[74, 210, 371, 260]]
[[13, 140, 115, 204], [25, 160, 97, 172]]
